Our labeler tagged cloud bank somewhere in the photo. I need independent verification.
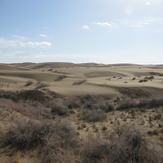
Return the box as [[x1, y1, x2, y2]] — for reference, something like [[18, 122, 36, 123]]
[[0, 37, 52, 48]]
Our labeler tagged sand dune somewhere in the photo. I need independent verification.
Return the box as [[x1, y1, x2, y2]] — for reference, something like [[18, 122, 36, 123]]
[[0, 64, 29, 71], [0, 62, 163, 97]]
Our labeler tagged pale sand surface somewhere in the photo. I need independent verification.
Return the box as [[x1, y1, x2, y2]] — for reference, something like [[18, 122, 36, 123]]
[[0, 63, 163, 96]]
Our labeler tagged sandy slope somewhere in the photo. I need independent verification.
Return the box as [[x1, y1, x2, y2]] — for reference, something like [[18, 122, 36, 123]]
[[0, 62, 163, 97]]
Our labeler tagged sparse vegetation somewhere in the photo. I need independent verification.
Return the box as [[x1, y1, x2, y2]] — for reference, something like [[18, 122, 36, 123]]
[[55, 75, 67, 81], [80, 125, 162, 163], [50, 101, 69, 116], [144, 75, 154, 80], [158, 73, 163, 76], [139, 79, 148, 83], [72, 79, 86, 85], [24, 80, 33, 86], [36, 82, 49, 89], [0, 92, 163, 162], [79, 109, 106, 122]]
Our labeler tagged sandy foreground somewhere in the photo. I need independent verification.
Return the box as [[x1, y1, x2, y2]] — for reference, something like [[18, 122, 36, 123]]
[[0, 62, 163, 97]]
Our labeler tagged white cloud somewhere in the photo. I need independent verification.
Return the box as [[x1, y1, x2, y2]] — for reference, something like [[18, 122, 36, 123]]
[[93, 22, 113, 27], [82, 25, 90, 30], [26, 41, 51, 48], [39, 34, 48, 38], [93, 22, 118, 28], [0, 37, 52, 48]]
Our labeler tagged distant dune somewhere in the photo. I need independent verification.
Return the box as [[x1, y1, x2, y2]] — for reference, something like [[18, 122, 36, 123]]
[[0, 62, 163, 97]]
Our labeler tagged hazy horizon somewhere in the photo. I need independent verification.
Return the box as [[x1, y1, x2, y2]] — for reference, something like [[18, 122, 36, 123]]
[[0, 0, 163, 64]]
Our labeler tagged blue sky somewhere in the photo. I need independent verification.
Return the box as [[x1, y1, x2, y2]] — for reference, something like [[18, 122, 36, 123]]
[[0, 0, 163, 64]]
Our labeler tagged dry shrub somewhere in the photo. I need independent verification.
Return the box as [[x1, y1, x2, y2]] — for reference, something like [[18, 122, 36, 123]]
[[0, 89, 16, 101], [79, 109, 106, 122], [0, 89, 49, 103], [62, 96, 80, 109], [48, 101, 69, 116], [0, 118, 78, 157], [72, 79, 86, 85], [78, 95, 113, 122], [0, 120, 47, 153], [108, 125, 162, 163], [116, 97, 137, 110], [139, 79, 148, 83], [38, 119, 79, 163], [24, 80, 33, 87], [55, 75, 67, 81], [137, 98, 163, 109], [80, 95, 114, 112], [16, 89, 49, 103], [116, 101, 137, 110], [116, 97, 163, 110], [80, 135, 110, 163], [80, 126, 162, 163], [36, 82, 49, 89], [144, 76, 154, 80], [0, 98, 50, 120], [40, 147, 81, 163]]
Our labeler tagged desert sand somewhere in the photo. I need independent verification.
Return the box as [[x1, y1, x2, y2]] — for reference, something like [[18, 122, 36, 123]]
[[0, 62, 163, 97]]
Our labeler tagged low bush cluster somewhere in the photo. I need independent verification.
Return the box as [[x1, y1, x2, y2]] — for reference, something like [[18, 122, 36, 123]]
[[78, 95, 114, 122], [79, 109, 106, 122], [50, 102, 69, 116], [116, 97, 163, 110], [0, 117, 162, 163], [0, 119, 77, 155], [36, 82, 49, 89], [80, 126, 162, 163]]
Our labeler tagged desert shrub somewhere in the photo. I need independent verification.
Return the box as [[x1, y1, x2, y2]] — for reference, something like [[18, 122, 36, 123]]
[[139, 79, 148, 83], [83, 100, 113, 112], [62, 96, 80, 109], [40, 147, 81, 163], [24, 80, 33, 87], [92, 102, 114, 112], [80, 136, 110, 163], [0, 120, 48, 152], [16, 89, 49, 103], [55, 75, 67, 81], [50, 102, 69, 116], [108, 125, 162, 163], [137, 98, 163, 109], [39, 120, 79, 163], [0, 98, 50, 120], [80, 126, 162, 163], [0, 89, 49, 103], [72, 79, 86, 85], [80, 95, 114, 112], [116, 99, 137, 110], [0, 119, 77, 155], [36, 82, 49, 89], [0, 90, 16, 101], [147, 98, 163, 108], [116, 97, 163, 110], [79, 109, 106, 122], [144, 76, 154, 80]]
